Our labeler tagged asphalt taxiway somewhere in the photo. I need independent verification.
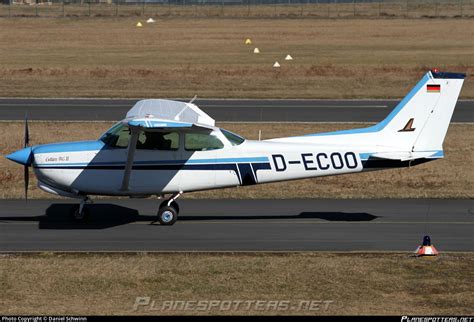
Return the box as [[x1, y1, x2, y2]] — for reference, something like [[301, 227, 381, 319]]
[[0, 199, 472, 252], [0, 98, 472, 123]]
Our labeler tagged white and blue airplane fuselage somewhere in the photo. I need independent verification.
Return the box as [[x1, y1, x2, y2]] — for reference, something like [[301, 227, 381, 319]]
[[6, 70, 466, 225]]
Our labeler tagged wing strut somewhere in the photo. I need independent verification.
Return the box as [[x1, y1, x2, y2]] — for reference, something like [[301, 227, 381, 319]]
[[120, 128, 140, 191]]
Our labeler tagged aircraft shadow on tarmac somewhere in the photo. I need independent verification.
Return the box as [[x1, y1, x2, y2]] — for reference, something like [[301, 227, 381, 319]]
[[0, 203, 379, 230]]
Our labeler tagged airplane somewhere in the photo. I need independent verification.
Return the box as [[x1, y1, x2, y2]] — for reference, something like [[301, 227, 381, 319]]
[[5, 70, 465, 225]]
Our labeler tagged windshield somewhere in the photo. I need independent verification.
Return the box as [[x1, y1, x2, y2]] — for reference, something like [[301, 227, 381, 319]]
[[221, 129, 245, 146], [100, 123, 130, 148], [101, 123, 180, 150]]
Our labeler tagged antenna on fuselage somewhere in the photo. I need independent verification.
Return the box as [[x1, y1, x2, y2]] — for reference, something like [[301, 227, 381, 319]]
[[189, 95, 198, 104]]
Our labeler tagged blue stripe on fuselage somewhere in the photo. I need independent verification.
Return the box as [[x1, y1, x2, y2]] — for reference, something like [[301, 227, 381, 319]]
[[359, 152, 373, 161], [32, 141, 270, 166], [33, 140, 106, 154], [34, 157, 270, 168], [429, 150, 444, 158], [33, 162, 272, 186]]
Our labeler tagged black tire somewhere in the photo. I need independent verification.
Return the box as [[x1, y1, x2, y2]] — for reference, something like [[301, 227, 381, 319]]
[[159, 200, 179, 214], [157, 206, 178, 226], [69, 205, 90, 223]]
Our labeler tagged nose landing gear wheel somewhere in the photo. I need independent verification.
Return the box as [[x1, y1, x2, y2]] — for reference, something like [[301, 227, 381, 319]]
[[70, 205, 90, 223], [157, 205, 178, 226]]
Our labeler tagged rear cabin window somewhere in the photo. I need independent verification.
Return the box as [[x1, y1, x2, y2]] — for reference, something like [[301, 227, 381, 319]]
[[137, 132, 179, 150], [221, 129, 245, 146], [185, 132, 224, 151]]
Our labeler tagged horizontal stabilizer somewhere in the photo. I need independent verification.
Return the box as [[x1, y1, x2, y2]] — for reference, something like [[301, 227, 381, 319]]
[[370, 150, 443, 161]]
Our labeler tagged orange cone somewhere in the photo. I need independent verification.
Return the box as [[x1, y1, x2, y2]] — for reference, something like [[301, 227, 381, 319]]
[[414, 235, 439, 257]]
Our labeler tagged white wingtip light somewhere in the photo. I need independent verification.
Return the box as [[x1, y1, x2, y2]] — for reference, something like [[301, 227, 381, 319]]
[[146, 18, 155, 23], [285, 54, 293, 61], [253, 47, 260, 54], [273, 61, 280, 68]]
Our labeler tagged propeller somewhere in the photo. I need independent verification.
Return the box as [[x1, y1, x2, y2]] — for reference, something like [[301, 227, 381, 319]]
[[24, 113, 29, 203]]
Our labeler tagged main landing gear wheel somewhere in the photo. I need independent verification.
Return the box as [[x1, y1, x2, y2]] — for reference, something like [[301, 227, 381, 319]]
[[157, 192, 182, 226], [157, 205, 178, 226], [70, 205, 90, 223], [159, 200, 180, 214]]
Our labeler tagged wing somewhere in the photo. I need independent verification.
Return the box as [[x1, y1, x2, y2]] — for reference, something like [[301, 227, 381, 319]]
[[126, 99, 215, 127], [126, 117, 213, 131]]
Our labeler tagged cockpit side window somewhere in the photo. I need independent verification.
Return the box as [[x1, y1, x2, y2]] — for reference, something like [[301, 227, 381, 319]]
[[137, 132, 179, 150], [221, 129, 245, 146], [185, 132, 224, 151], [100, 123, 130, 148]]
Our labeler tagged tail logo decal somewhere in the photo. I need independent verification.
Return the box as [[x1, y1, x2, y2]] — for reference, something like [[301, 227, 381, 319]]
[[399, 118, 416, 132]]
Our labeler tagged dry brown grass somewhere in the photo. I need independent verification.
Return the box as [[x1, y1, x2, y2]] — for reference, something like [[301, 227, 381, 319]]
[[0, 121, 472, 199], [1, 252, 473, 315], [1, 2, 473, 19], [0, 18, 472, 98]]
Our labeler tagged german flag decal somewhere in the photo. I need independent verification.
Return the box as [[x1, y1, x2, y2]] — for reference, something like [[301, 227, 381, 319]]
[[427, 84, 441, 93]]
